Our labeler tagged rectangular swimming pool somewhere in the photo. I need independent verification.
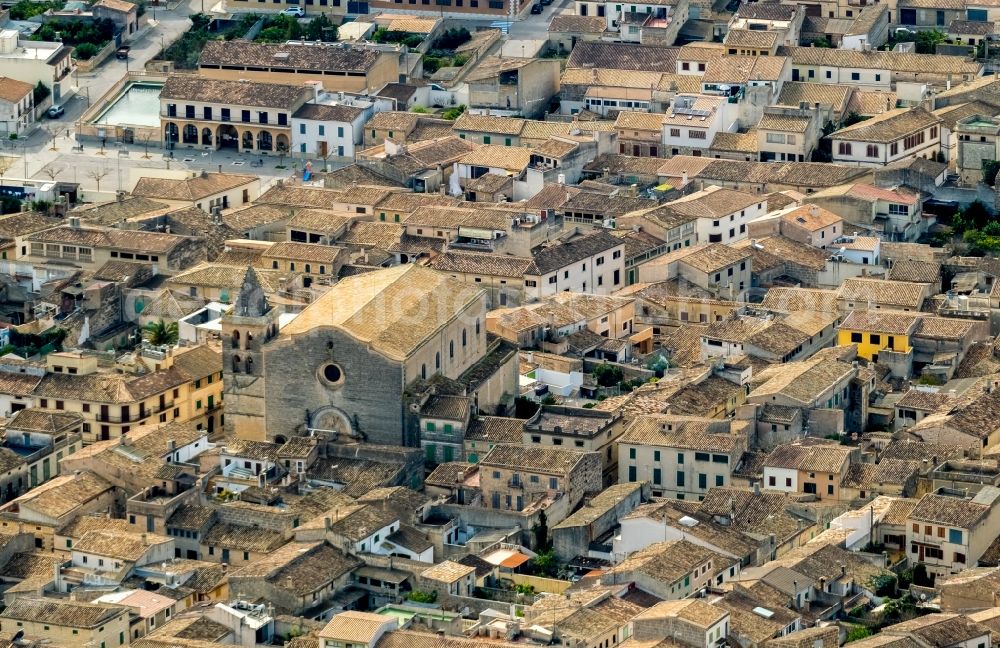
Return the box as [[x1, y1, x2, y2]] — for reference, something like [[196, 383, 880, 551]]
[[92, 82, 163, 129]]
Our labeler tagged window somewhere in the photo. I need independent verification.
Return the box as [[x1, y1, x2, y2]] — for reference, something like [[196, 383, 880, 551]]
[[319, 125, 325, 136], [837, 142, 852, 156], [629, 447, 636, 459], [851, 332, 862, 343], [677, 471, 685, 487], [866, 144, 879, 158], [698, 473, 707, 489], [689, 130, 707, 140], [870, 334, 881, 344], [654, 450, 661, 461], [765, 133, 786, 144], [716, 475, 724, 486], [695, 452, 710, 461], [769, 476, 776, 486], [628, 465, 637, 482], [954, 552, 967, 563], [851, 72, 860, 81], [949, 528, 963, 544]]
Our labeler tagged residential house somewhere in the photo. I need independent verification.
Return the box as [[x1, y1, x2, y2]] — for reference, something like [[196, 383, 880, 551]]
[[617, 112, 667, 158], [0, 30, 75, 104], [782, 46, 981, 90], [130, 173, 260, 213], [638, 243, 753, 297], [837, 277, 931, 312], [906, 487, 1000, 577], [0, 598, 129, 648], [319, 611, 396, 648], [93, 0, 139, 38], [809, 183, 925, 242], [2, 408, 83, 492], [828, 107, 942, 167], [291, 92, 379, 160], [420, 560, 476, 598], [746, 353, 862, 436], [618, 415, 747, 500], [465, 57, 561, 119], [227, 541, 362, 615], [477, 444, 602, 517], [762, 440, 857, 501], [524, 405, 624, 485], [757, 108, 820, 163], [602, 539, 740, 599], [631, 599, 732, 646], [662, 95, 731, 157], [0, 77, 34, 138], [665, 185, 767, 244]]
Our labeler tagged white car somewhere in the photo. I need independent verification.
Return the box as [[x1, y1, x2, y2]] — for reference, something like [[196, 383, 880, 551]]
[[280, 6, 304, 15]]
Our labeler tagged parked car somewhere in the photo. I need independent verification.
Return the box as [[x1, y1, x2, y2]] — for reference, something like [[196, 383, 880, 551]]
[[281, 6, 304, 15], [47, 105, 64, 118], [115, 45, 130, 59], [530, 3, 543, 12]]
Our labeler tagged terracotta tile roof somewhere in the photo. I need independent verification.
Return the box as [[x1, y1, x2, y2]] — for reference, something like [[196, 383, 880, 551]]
[[465, 416, 524, 443], [838, 278, 926, 309], [199, 40, 382, 73], [459, 145, 532, 171], [909, 493, 991, 527], [829, 106, 941, 143], [840, 310, 920, 335], [887, 258, 941, 283], [711, 129, 759, 153], [480, 443, 589, 474], [724, 28, 779, 48], [704, 55, 787, 84], [454, 112, 525, 136], [567, 41, 679, 72], [0, 77, 34, 103], [282, 264, 483, 361], [777, 82, 853, 113], [1, 597, 125, 628], [549, 14, 608, 32], [779, 46, 982, 76], [161, 74, 308, 109]]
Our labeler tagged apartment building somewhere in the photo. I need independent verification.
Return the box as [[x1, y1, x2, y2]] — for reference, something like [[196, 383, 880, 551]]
[[906, 487, 1000, 577], [829, 107, 942, 167]]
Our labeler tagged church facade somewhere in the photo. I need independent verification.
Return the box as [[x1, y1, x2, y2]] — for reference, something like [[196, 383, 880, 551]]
[[223, 264, 512, 447]]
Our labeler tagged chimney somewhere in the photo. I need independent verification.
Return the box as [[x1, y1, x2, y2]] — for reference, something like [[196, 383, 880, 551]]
[[810, 205, 818, 217], [324, 516, 332, 531], [141, 533, 148, 545], [681, 169, 688, 185], [752, 482, 760, 495]]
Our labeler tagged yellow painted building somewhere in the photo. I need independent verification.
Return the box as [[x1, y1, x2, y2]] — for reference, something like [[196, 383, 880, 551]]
[[837, 310, 918, 361]]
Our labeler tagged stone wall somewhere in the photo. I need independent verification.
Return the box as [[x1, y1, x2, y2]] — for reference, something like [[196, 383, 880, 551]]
[[261, 327, 408, 446]]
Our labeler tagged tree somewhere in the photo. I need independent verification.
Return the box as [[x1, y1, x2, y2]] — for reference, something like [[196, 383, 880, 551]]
[[74, 43, 100, 60], [86, 167, 110, 192], [33, 81, 50, 106], [984, 159, 1000, 186], [138, 131, 154, 159], [144, 319, 179, 345], [303, 13, 337, 41], [846, 626, 873, 643], [41, 165, 62, 182], [532, 510, 550, 551], [593, 363, 624, 387], [915, 29, 946, 54], [0, 155, 14, 186], [42, 125, 59, 151], [442, 104, 466, 120], [911, 562, 932, 587], [532, 548, 557, 577]]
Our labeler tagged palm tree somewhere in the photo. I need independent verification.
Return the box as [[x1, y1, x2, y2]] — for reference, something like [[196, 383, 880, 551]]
[[144, 319, 179, 346]]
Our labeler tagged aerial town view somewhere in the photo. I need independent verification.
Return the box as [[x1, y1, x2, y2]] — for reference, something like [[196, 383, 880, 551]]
[[3, 0, 1000, 644]]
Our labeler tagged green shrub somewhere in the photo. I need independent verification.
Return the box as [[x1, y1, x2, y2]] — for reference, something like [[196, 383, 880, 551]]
[[442, 104, 466, 120], [846, 626, 873, 643], [408, 590, 437, 603], [74, 43, 101, 60], [410, 105, 429, 113]]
